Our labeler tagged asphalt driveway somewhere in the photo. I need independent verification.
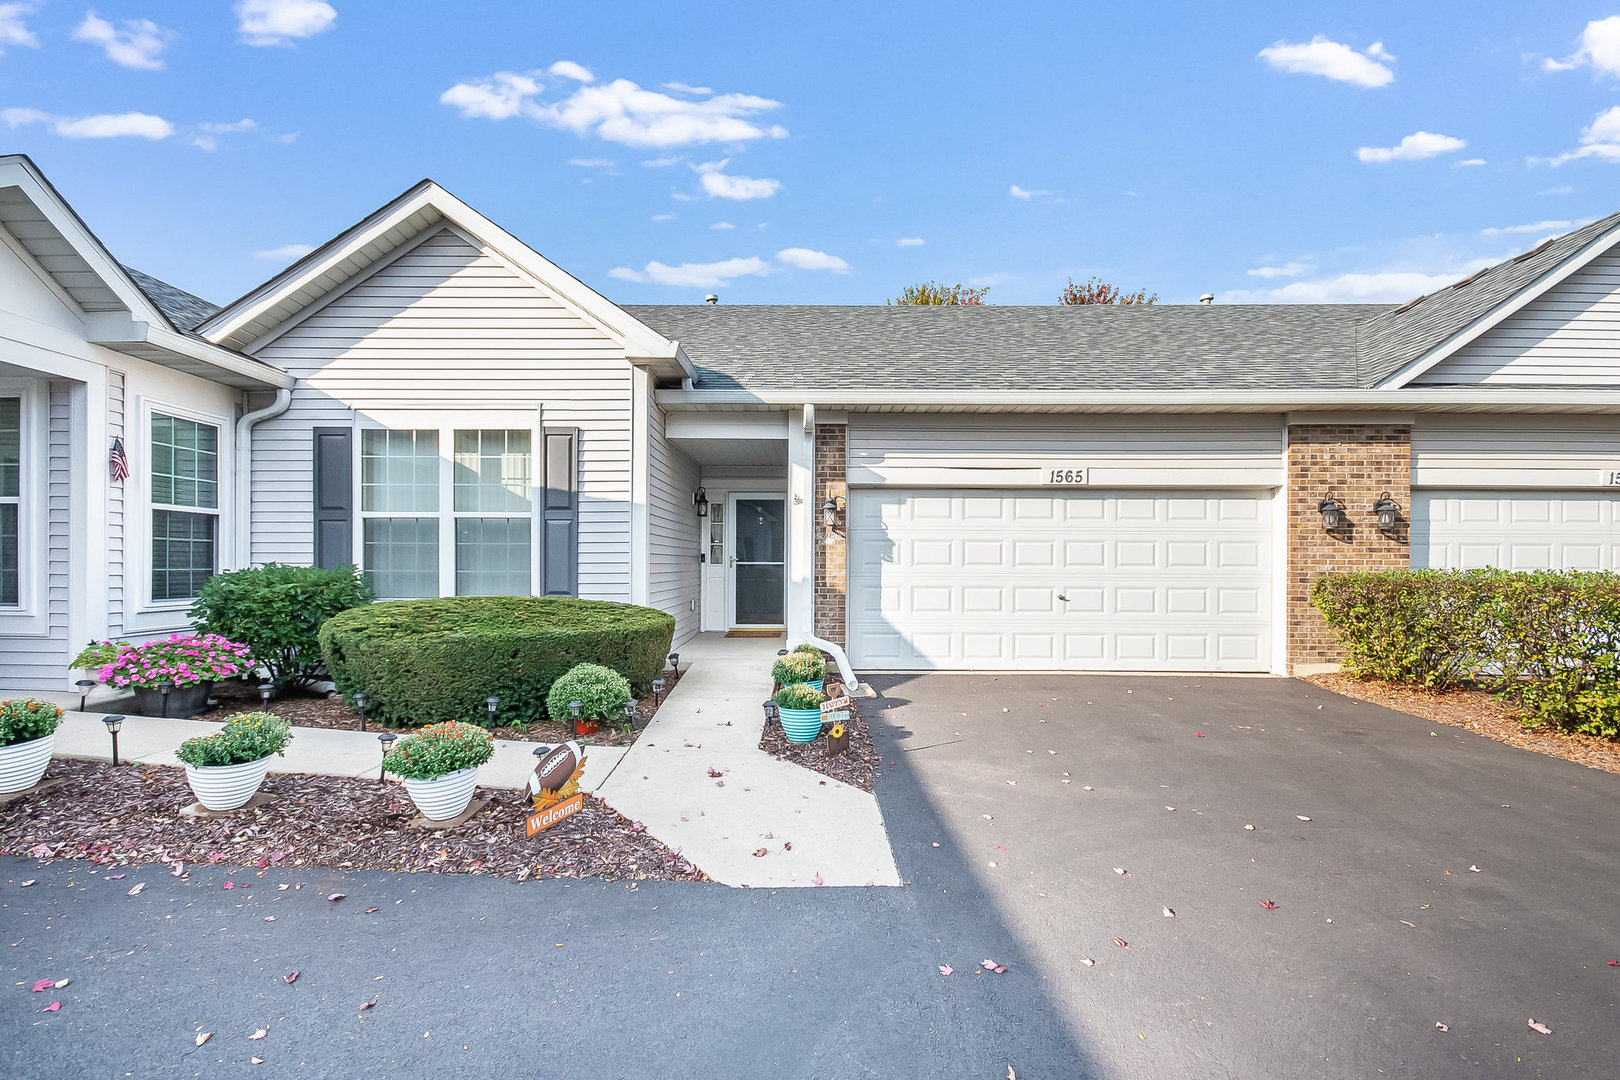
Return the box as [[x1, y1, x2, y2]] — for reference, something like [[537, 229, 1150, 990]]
[[869, 672, 1620, 1078]]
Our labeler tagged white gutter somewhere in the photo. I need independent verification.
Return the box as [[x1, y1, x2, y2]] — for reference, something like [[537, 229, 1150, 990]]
[[233, 388, 292, 567], [653, 387, 1620, 412]]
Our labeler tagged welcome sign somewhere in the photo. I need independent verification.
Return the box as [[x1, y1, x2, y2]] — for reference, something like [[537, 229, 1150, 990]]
[[526, 793, 584, 836]]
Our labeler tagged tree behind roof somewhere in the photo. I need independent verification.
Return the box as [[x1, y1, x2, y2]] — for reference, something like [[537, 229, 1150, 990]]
[[1059, 276, 1158, 305], [888, 281, 990, 305]]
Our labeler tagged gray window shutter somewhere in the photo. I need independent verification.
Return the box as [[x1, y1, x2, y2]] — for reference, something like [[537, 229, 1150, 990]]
[[541, 428, 578, 596], [312, 427, 352, 569]]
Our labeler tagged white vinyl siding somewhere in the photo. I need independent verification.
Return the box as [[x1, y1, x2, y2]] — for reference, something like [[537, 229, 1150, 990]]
[[1411, 415, 1620, 489], [1414, 492, 1620, 571], [849, 488, 1273, 672], [1417, 247, 1620, 386], [247, 227, 634, 602], [648, 391, 701, 645]]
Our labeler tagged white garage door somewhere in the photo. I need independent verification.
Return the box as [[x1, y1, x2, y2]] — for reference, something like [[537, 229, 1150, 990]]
[[847, 489, 1273, 672], [1413, 491, 1620, 570]]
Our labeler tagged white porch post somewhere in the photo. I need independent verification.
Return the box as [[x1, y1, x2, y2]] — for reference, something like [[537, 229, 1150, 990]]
[[785, 404, 815, 645], [69, 370, 109, 683]]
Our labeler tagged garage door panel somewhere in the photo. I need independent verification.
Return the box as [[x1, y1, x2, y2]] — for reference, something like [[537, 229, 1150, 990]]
[[849, 489, 1273, 672], [1415, 491, 1619, 572]]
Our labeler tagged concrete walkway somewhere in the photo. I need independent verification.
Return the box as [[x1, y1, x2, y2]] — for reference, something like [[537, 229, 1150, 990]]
[[37, 708, 625, 793], [595, 633, 900, 889]]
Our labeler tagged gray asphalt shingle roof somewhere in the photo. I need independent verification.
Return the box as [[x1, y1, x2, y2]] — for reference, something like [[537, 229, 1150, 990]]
[[626, 303, 1385, 390], [123, 266, 220, 332]]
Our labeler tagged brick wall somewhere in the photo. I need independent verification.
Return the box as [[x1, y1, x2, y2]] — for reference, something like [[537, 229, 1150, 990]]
[[813, 423, 847, 644], [1286, 423, 1412, 670]]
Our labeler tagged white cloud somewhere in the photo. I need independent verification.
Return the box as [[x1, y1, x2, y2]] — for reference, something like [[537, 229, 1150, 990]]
[[73, 12, 171, 70], [709, 221, 734, 230], [1481, 219, 1572, 236], [1258, 35, 1395, 87], [1542, 105, 1620, 166], [1009, 184, 1052, 200], [695, 159, 780, 200], [609, 256, 771, 288], [235, 0, 334, 45], [1544, 16, 1620, 75], [190, 117, 258, 150], [1226, 260, 1496, 304], [0, 3, 37, 54], [2, 107, 172, 139], [642, 155, 682, 167], [1455, 158, 1486, 167], [896, 237, 924, 247], [1246, 261, 1311, 279], [255, 242, 315, 260], [566, 157, 614, 167], [650, 212, 676, 221], [548, 60, 593, 83], [1540, 185, 1574, 195], [441, 66, 787, 149], [1356, 131, 1466, 163], [776, 247, 848, 272], [663, 81, 713, 95]]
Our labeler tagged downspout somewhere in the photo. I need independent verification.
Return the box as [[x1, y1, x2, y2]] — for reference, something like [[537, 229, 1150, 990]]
[[233, 388, 292, 568], [806, 632, 863, 695]]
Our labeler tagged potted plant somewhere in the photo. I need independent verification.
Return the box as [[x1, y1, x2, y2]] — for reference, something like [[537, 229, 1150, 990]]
[[174, 712, 293, 811], [70, 640, 128, 686], [546, 662, 633, 736], [0, 698, 65, 794], [774, 683, 827, 744], [382, 721, 495, 821], [97, 634, 255, 717], [772, 649, 826, 692]]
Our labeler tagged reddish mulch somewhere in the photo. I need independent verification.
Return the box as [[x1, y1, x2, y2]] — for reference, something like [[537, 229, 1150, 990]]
[[0, 759, 707, 882], [758, 683, 879, 792], [170, 670, 686, 747], [1301, 671, 1620, 778]]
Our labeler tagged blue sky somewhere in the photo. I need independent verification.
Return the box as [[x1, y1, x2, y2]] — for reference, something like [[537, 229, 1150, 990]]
[[1, 1, 1618, 307]]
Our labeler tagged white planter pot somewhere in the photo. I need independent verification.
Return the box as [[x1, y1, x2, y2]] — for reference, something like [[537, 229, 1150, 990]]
[[401, 767, 480, 822], [0, 733, 55, 794], [184, 756, 273, 812]]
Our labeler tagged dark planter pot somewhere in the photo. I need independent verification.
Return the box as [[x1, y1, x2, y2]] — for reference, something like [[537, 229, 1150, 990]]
[[133, 681, 214, 718]]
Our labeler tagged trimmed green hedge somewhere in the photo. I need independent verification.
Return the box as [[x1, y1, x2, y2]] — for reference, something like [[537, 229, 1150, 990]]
[[319, 597, 675, 728], [1313, 569, 1620, 737]]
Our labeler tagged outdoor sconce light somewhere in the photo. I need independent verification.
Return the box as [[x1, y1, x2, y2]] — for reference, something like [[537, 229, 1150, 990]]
[[486, 696, 500, 728], [668, 652, 680, 676], [1317, 495, 1346, 531], [377, 731, 397, 780], [651, 678, 665, 705], [102, 714, 124, 767], [1372, 492, 1401, 533], [694, 486, 708, 518], [158, 679, 174, 718], [353, 691, 368, 732], [258, 682, 274, 707], [568, 700, 583, 738], [822, 495, 845, 528], [75, 678, 96, 711]]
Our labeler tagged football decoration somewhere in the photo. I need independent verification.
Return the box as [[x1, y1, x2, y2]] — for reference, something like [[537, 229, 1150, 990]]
[[528, 740, 586, 809]]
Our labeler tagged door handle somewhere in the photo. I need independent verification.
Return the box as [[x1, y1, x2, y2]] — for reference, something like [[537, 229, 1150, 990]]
[[729, 555, 737, 567], [1057, 592, 1069, 602]]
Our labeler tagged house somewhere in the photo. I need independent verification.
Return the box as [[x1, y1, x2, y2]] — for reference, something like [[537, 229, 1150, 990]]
[[2, 152, 1617, 692]]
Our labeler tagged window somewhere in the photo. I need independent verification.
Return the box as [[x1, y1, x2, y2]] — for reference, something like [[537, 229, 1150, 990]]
[[0, 396, 19, 607], [359, 426, 534, 599], [150, 413, 219, 602]]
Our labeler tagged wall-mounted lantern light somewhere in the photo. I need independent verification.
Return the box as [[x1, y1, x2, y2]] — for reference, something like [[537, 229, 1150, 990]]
[[1317, 495, 1346, 531], [1372, 492, 1401, 533], [694, 486, 708, 518], [822, 495, 845, 528]]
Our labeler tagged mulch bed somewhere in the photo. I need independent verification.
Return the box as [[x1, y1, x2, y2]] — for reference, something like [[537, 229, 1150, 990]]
[[758, 682, 879, 792], [0, 759, 707, 882], [1301, 671, 1620, 778], [133, 670, 686, 747]]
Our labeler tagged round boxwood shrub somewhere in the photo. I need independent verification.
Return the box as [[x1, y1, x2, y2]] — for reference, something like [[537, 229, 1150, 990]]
[[318, 596, 675, 728], [772, 650, 825, 686], [547, 663, 634, 724]]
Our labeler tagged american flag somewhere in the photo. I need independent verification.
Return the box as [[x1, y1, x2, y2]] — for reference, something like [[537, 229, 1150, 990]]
[[109, 437, 129, 482]]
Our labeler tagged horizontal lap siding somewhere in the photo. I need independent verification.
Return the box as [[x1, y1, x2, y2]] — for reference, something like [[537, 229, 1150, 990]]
[[1412, 415, 1620, 483], [1420, 248, 1620, 386], [648, 394, 701, 644], [249, 228, 634, 601]]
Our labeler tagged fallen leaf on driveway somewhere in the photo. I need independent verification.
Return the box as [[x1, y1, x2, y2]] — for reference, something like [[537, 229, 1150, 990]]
[[364, 906, 379, 914], [1111, 937, 1128, 948], [938, 966, 953, 976], [707, 768, 721, 778], [53, 978, 69, 989], [326, 893, 345, 902], [1434, 1022, 1448, 1032], [715, 780, 724, 787], [1164, 806, 1175, 812], [1259, 899, 1279, 909], [1529, 1019, 1552, 1035], [263, 916, 275, 922], [1113, 868, 1128, 876], [195, 1032, 212, 1046], [1163, 907, 1176, 919], [1607, 960, 1619, 967], [41, 1001, 59, 1012], [1296, 816, 1312, 822], [169, 862, 184, 877], [811, 873, 823, 885], [30, 978, 54, 992], [248, 1028, 267, 1040], [1079, 957, 1097, 967], [250, 1057, 264, 1065], [1244, 824, 1256, 831], [981, 959, 1008, 974], [752, 849, 767, 857], [126, 882, 145, 896], [222, 882, 235, 890], [932, 842, 941, 848], [358, 996, 378, 1015], [1194, 733, 1204, 737], [1468, 865, 1482, 873], [283, 971, 298, 984]]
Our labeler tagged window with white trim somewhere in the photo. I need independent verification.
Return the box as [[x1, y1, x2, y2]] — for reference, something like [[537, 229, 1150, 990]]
[[150, 413, 219, 602], [359, 426, 534, 599], [0, 396, 19, 607]]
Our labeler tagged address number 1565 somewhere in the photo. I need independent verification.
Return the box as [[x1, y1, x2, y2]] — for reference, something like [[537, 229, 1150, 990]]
[[1043, 467, 1089, 485]]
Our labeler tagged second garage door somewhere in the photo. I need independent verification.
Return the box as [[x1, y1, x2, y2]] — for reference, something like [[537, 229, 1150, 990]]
[[847, 489, 1273, 672], [1412, 491, 1620, 570]]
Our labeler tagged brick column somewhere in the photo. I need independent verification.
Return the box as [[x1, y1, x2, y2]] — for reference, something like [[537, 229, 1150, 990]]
[[1286, 423, 1412, 671], [813, 423, 847, 645]]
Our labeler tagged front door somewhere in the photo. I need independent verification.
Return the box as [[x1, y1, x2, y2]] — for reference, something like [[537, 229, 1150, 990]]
[[728, 493, 786, 627]]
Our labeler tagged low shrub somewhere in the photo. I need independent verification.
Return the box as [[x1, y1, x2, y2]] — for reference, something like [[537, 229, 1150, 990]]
[[319, 596, 675, 728], [97, 634, 255, 690], [772, 651, 825, 686], [0, 699, 64, 746], [190, 563, 372, 692], [775, 683, 826, 711], [382, 721, 495, 780], [792, 643, 821, 655], [175, 712, 293, 768], [547, 663, 633, 723], [1314, 569, 1620, 737]]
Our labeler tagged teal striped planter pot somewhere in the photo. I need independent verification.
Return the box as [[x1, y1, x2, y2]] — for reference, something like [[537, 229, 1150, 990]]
[[777, 707, 825, 744], [806, 679, 824, 692]]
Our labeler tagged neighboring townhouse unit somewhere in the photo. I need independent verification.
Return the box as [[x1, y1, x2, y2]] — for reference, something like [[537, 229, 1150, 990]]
[[2, 153, 1617, 691]]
